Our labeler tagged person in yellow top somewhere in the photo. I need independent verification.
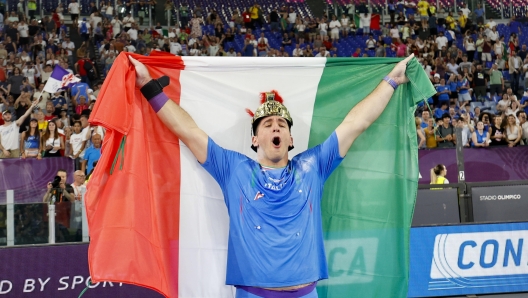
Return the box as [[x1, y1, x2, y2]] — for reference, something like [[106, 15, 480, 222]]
[[249, 3, 260, 29], [417, 0, 430, 27], [424, 118, 438, 148], [445, 12, 456, 30], [457, 11, 467, 32], [430, 164, 449, 189]]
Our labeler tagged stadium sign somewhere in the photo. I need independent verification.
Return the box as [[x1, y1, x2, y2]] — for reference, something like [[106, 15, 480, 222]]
[[408, 222, 528, 297]]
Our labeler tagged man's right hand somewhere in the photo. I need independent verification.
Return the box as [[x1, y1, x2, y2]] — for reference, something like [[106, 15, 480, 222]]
[[128, 56, 152, 88], [2, 149, 10, 157]]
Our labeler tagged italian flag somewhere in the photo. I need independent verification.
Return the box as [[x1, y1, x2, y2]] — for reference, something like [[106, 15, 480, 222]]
[[86, 53, 435, 298]]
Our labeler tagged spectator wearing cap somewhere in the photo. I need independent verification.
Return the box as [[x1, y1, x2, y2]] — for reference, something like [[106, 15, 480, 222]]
[[78, 17, 91, 41], [436, 113, 456, 148], [0, 99, 36, 158]]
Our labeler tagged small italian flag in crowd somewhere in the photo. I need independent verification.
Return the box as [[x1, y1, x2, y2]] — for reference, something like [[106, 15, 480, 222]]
[[86, 52, 435, 298]]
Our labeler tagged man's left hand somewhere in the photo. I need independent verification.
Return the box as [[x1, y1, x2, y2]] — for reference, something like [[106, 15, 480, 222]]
[[387, 53, 414, 85]]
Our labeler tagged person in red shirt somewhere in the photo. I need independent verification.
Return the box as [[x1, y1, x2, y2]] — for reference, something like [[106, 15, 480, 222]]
[[242, 9, 251, 29], [352, 48, 361, 57], [322, 36, 334, 51]]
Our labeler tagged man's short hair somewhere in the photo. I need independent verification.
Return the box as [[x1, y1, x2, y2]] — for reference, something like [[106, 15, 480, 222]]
[[57, 169, 67, 175], [442, 113, 451, 120]]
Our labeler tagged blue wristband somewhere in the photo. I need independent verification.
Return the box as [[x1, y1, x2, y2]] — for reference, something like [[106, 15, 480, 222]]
[[383, 76, 399, 90]]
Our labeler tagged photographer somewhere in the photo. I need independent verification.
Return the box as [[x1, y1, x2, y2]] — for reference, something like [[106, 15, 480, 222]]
[[42, 169, 74, 203]]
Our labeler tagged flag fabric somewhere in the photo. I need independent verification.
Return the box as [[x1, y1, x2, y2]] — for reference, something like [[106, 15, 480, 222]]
[[354, 13, 381, 31], [86, 53, 435, 298], [43, 65, 80, 93]]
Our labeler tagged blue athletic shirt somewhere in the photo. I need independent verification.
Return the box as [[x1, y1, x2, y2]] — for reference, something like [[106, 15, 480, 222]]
[[201, 132, 344, 287], [457, 79, 469, 94], [436, 85, 450, 101]]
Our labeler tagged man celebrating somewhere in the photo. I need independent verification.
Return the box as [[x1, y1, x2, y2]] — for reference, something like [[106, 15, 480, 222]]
[[0, 99, 37, 158], [128, 54, 414, 296]]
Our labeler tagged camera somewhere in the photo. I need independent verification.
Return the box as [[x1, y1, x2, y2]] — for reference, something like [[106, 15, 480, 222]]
[[51, 176, 61, 188]]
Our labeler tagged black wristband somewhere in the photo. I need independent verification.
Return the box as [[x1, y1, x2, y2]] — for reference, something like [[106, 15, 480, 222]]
[[140, 76, 170, 100]]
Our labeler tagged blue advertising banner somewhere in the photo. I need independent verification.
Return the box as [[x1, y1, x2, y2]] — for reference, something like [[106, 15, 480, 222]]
[[408, 222, 528, 297]]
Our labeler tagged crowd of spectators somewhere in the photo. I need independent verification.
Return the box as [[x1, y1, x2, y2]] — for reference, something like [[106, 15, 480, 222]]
[[0, 1, 105, 176], [2, 0, 528, 183]]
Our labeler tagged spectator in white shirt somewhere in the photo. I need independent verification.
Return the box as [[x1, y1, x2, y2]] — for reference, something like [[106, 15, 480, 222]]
[[292, 44, 304, 57], [111, 16, 122, 37], [122, 13, 135, 32], [328, 15, 341, 42], [340, 15, 349, 38], [17, 20, 29, 50], [315, 47, 330, 57], [68, 0, 80, 26], [435, 31, 448, 49], [128, 24, 138, 40]]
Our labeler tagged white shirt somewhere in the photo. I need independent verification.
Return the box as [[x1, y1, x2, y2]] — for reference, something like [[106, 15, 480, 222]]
[[292, 48, 303, 57], [340, 17, 349, 27], [447, 62, 459, 75], [68, 2, 80, 14], [62, 41, 75, 55], [487, 20, 496, 29], [170, 42, 182, 55], [123, 16, 135, 27], [390, 28, 400, 38], [111, 19, 122, 31], [436, 36, 448, 49], [128, 28, 138, 40], [315, 51, 330, 57], [329, 20, 341, 31], [125, 45, 136, 52], [17, 24, 29, 37], [70, 132, 84, 155], [0, 122, 19, 150], [90, 15, 102, 27], [105, 6, 114, 15], [460, 8, 470, 17], [287, 12, 296, 24], [522, 122, 528, 141], [359, 14, 371, 28], [488, 30, 498, 41], [318, 23, 328, 32], [366, 39, 376, 48]]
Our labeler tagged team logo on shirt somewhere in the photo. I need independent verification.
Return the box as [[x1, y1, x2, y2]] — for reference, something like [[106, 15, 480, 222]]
[[253, 191, 264, 201]]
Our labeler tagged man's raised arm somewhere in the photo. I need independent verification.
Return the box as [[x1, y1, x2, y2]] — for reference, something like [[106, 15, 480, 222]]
[[335, 54, 414, 157], [129, 56, 208, 164]]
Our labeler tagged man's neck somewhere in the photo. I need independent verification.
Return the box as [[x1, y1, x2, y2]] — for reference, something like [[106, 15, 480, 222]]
[[3, 120, 11, 126]]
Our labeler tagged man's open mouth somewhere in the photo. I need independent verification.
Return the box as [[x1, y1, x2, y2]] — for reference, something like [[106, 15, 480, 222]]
[[272, 137, 281, 147]]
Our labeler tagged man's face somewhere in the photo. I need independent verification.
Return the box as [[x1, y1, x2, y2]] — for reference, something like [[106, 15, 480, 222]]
[[92, 134, 102, 148], [519, 113, 527, 124], [46, 102, 54, 113], [507, 88, 513, 95], [57, 171, 67, 183], [422, 111, 430, 120], [2, 112, 12, 122], [252, 116, 293, 165], [442, 117, 450, 125], [80, 117, 88, 128]]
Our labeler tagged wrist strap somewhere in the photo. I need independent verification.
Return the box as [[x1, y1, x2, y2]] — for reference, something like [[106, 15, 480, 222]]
[[383, 76, 399, 90], [140, 76, 170, 100]]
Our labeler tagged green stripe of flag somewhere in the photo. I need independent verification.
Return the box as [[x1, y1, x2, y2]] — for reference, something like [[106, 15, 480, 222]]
[[310, 58, 436, 297]]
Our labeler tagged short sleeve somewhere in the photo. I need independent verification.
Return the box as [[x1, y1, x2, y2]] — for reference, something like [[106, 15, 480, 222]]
[[201, 137, 247, 189], [296, 131, 344, 182]]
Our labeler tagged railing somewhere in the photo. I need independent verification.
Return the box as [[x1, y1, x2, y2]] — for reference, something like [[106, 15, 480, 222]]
[[1, 190, 89, 247]]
